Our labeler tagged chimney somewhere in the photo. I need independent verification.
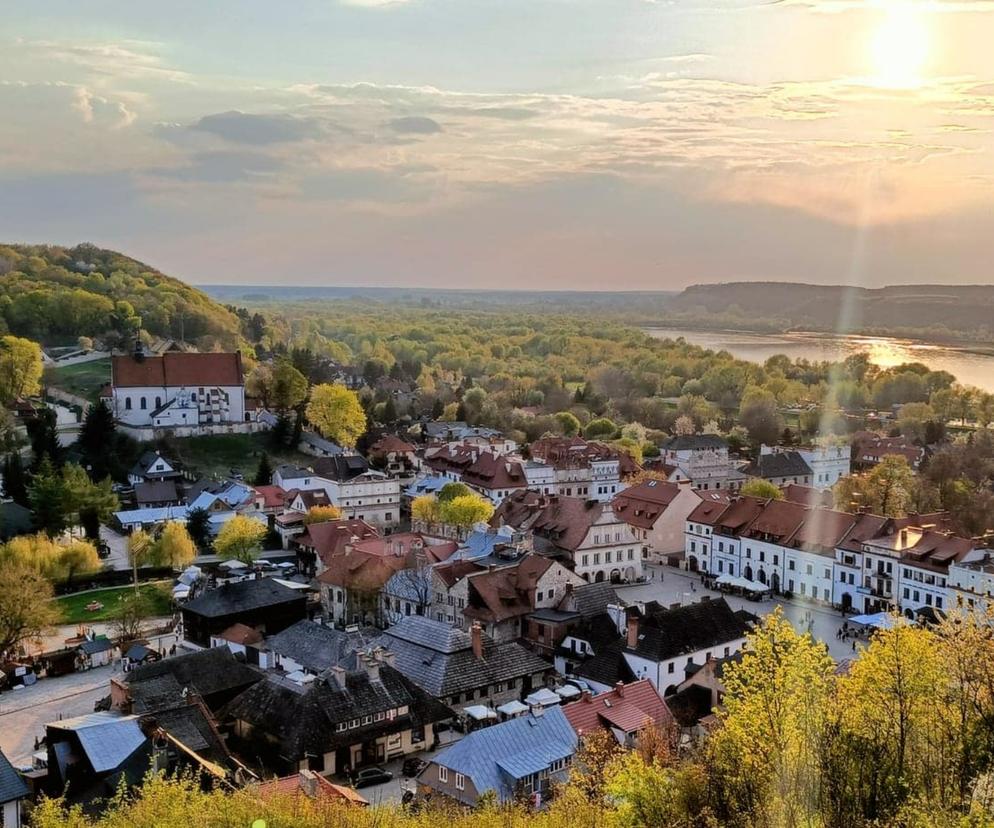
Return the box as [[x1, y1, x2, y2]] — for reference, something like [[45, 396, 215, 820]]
[[614, 680, 625, 698], [900, 528, 908, 548], [364, 656, 380, 683], [371, 646, 396, 667], [626, 614, 639, 649], [471, 622, 484, 659], [329, 664, 348, 690], [580, 690, 592, 703], [299, 769, 319, 798]]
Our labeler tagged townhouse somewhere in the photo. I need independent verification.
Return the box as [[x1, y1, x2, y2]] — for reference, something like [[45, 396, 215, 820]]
[[525, 436, 638, 501], [685, 493, 984, 615], [656, 434, 749, 491], [611, 479, 704, 561], [493, 491, 646, 583]]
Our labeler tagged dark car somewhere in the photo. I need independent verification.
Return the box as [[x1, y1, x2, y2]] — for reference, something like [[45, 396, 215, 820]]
[[96, 541, 112, 559], [402, 757, 426, 778], [353, 766, 393, 788]]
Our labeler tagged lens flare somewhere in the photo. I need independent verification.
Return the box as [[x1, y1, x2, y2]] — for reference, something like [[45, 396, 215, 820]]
[[870, 0, 929, 89]]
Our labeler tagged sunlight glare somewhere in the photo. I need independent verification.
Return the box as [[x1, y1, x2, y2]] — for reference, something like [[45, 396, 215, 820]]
[[870, 0, 930, 89]]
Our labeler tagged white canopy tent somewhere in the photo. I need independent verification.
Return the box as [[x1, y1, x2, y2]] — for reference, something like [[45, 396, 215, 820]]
[[463, 705, 498, 722], [496, 700, 529, 719], [525, 688, 562, 708]]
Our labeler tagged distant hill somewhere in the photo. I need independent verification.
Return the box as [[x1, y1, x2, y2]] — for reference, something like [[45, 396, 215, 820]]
[[663, 282, 994, 342], [0, 243, 244, 349]]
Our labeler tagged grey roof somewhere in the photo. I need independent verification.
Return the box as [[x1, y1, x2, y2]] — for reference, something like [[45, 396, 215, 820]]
[[629, 599, 750, 662], [299, 432, 345, 455], [742, 451, 813, 480], [566, 581, 620, 618], [0, 501, 33, 541], [660, 435, 728, 451], [125, 643, 154, 661], [126, 646, 261, 711], [372, 616, 551, 698], [181, 578, 305, 619], [424, 708, 577, 804], [264, 620, 375, 673], [134, 479, 180, 505], [0, 749, 28, 804], [78, 638, 114, 655], [311, 454, 370, 482], [50, 712, 147, 773]]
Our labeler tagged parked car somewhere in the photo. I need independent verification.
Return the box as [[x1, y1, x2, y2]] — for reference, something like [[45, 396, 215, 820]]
[[96, 540, 111, 559], [353, 766, 393, 788], [230, 468, 244, 481], [402, 757, 426, 778]]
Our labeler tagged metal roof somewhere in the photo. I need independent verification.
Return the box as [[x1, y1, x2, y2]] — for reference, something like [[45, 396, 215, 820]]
[[51, 712, 147, 773]]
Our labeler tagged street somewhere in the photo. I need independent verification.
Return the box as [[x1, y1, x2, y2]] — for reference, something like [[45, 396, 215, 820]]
[[621, 563, 860, 662]]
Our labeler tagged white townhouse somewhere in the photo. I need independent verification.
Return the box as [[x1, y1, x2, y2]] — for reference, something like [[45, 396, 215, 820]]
[[526, 437, 636, 502], [948, 553, 994, 612], [111, 351, 248, 428], [797, 442, 851, 490]]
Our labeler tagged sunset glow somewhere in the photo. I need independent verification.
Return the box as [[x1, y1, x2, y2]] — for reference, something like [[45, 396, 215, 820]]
[[870, 0, 930, 88]]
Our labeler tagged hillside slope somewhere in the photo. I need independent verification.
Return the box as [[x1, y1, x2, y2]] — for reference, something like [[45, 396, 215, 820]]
[[665, 282, 994, 341], [0, 243, 244, 348]]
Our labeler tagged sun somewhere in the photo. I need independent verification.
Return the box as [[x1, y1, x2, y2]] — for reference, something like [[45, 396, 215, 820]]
[[870, 0, 930, 89]]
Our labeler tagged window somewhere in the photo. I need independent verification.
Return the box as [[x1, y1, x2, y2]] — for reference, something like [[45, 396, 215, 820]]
[[455, 773, 465, 791], [667, 662, 674, 674], [788, 560, 795, 571], [336, 722, 347, 732], [439, 766, 448, 783], [140, 397, 147, 410], [350, 719, 360, 729], [375, 712, 385, 721], [125, 397, 132, 410]]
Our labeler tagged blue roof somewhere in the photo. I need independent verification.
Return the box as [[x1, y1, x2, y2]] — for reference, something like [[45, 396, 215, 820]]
[[51, 712, 147, 773], [450, 527, 516, 562], [429, 707, 577, 803], [114, 505, 190, 524], [404, 474, 450, 498], [0, 749, 28, 804]]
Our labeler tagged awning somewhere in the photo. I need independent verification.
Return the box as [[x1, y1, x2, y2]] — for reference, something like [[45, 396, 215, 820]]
[[272, 578, 309, 591], [219, 559, 247, 570], [715, 574, 770, 593], [496, 700, 529, 717], [463, 705, 497, 721], [849, 612, 898, 629], [525, 688, 562, 708]]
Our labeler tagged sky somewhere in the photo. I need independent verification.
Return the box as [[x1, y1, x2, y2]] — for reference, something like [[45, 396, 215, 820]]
[[1, 0, 993, 290]]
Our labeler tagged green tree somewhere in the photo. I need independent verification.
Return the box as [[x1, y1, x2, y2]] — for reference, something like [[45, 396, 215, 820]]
[[185, 507, 212, 550], [554, 411, 582, 437], [739, 386, 784, 446], [28, 455, 69, 536], [303, 505, 343, 525], [834, 455, 918, 517], [411, 495, 441, 525], [2, 452, 28, 505], [77, 400, 118, 480], [584, 417, 617, 439], [305, 383, 367, 448], [253, 452, 273, 486], [740, 478, 784, 500], [213, 515, 266, 564], [27, 408, 61, 468], [438, 482, 472, 503]]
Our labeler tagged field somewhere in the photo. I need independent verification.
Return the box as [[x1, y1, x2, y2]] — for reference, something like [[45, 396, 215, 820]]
[[44, 358, 112, 403], [163, 432, 313, 480], [55, 582, 173, 624]]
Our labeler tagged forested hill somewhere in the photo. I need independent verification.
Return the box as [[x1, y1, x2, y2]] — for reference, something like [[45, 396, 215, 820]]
[[0, 243, 244, 349], [664, 282, 994, 341]]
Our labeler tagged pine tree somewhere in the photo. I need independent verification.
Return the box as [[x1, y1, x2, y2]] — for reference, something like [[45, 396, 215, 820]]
[[253, 453, 273, 486], [2, 452, 28, 505], [28, 455, 69, 537], [78, 400, 117, 480], [27, 407, 61, 469], [382, 397, 398, 424]]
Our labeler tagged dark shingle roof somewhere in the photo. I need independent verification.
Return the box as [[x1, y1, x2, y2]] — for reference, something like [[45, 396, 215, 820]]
[[0, 749, 28, 804], [573, 640, 635, 687], [660, 435, 728, 451], [126, 646, 261, 711], [562, 582, 619, 618], [311, 455, 370, 482], [221, 665, 452, 762], [264, 620, 375, 673], [629, 599, 750, 662], [742, 451, 812, 480], [372, 616, 551, 697], [134, 480, 179, 505], [181, 579, 305, 619]]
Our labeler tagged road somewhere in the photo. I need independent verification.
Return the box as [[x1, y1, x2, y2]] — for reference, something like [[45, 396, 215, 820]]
[[621, 563, 861, 662], [0, 663, 121, 766]]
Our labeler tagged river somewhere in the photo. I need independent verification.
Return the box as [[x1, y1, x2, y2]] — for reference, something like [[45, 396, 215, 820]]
[[643, 328, 994, 393]]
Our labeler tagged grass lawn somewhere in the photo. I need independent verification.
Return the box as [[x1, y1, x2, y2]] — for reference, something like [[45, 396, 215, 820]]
[[55, 582, 173, 624], [44, 358, 112, 403], [164, 431, 314, 480]]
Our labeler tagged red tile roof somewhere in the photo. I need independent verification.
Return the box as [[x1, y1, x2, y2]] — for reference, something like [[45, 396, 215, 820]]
[[369, 434, 416, 455], [612, 480, 683, 529], [253, 485, 288, 509], [463, 554, 556, 623], [217, 623, 264, 646], [112, 352, 244, 388], [562, 679, 673, 738], [255, 772, 368, 805], [296, 519, 379, 567]]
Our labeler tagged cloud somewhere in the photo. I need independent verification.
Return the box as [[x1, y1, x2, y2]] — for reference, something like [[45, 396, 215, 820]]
[[29, 40, 192, 83], [191, 111, 322, 144], [150, 151, 285, 184], [387, 115, 443, 134]]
